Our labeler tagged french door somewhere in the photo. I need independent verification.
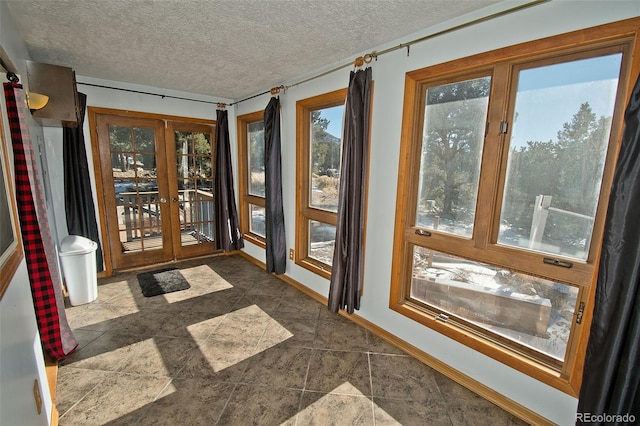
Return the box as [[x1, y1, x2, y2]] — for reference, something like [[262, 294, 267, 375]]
[[93, 110, 217, 271]]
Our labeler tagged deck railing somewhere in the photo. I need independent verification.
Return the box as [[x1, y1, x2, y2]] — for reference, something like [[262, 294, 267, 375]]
[[119, 189, 215, 243]]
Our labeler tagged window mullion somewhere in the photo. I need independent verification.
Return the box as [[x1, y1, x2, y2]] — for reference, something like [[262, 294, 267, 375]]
[[475, 64, 511, 251]]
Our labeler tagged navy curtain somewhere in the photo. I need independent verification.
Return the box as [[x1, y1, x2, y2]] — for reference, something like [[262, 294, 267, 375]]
[[213, 109, 243, 251], [576, 74, 640, 424], [328, 67, 372, 314], [63, 92, 104, 271], [264, 96, 286, 274]]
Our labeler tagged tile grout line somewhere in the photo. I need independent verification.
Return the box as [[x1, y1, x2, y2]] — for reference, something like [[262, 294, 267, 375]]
[[293, 309, 320, 426], [368, 351, 377, 425], [57, 374, 106, 420], [213, 382, 240, 426]]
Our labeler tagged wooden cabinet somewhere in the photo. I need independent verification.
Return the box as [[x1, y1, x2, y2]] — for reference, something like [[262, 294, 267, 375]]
[[26, 61, 79, 127]]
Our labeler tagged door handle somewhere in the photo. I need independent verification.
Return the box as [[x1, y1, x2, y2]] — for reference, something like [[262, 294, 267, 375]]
[[159, 197, 167, 203]]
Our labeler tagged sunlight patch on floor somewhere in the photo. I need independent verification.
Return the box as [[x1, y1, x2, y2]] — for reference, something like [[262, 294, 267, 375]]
[[196, 305, 293, 372], [289, 382, 386, 425], [159, 265, 234, 303]]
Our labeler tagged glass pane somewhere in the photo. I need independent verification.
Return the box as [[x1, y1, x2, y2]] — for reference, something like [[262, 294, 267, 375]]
[[194, 132, 211, 155], [174, 127, 214, 249], [179, 199, 192, 230], [176, 154, 192, 182], [117, 188, 163, 253], [309, 220, 336, 265], [248, 121, 265, 197], [249, 204, 265, 237], [109, 125, 132, 152], [309, 105, 343, 212], [499, 54, 622, 260], [195, 156, 212, 179], [134, 127, 155, 152], [109, 124, 162, 255], [195, 179, 211, 194], [182, 197, 215, 245], [415, 77, 490, 238], [411, 246, 578, 361], [137, 178, 158, 194], [175, 131, 191, 156], [114, 179, 136, 204], [136, 152, 156, 174], [178, 179, 195, 191]]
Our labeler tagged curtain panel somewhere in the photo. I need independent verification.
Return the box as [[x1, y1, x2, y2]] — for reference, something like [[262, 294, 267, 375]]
[[577, 74, 640, 424], [213, 109, 244, 252], [264, 96, 286, 274], [63, 92, 104, 271], [4, 82, 77, 361], [328, 67, 372, 314]]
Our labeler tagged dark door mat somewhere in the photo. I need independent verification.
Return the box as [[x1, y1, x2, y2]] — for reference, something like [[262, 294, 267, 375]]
[[137, 268, 191, 297]]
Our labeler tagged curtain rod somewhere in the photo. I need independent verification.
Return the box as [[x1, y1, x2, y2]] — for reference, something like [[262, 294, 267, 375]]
[[371, 0, 548, 59], [77, 82, 228, 105], [0, 47, 17, 74], [77, 81, 272, 107], [77, 0, 547, 108], [281, 0, 548, 92]]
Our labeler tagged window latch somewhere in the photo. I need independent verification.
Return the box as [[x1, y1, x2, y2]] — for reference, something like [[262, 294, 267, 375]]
[[435, 313, 449, 323], [499, 121, 508, 134], [415, 228, 432, 237], [575, 301, 586, 324], [543, 257, 573, 268]]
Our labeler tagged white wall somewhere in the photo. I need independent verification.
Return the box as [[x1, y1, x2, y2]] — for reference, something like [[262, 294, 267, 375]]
[[1, 1, 53, 424], [234, 1, 640, 425]]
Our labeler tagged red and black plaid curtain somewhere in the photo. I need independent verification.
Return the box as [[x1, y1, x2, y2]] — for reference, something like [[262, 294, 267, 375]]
[[4, 82, 77, 361]]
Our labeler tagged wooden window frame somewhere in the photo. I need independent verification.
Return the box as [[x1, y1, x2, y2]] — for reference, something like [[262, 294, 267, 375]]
[[237, 111, 266, 248], [390, 18, 640, 396], [0, 109, 23, 299], [295, 89, 347, 279]]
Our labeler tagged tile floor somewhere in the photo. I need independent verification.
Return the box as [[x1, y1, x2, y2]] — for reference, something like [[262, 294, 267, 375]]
[[58, 255, 528, 425]]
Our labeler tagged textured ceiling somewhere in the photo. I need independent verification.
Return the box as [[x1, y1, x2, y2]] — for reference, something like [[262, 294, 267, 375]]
[[6, 0, 502, 100]]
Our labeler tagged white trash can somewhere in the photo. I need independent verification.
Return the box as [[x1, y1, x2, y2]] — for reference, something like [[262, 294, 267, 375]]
[[59, 235, 98, 306]]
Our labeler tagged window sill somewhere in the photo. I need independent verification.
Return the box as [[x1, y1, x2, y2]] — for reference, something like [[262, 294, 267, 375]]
[[296, 257, 332, 280], [390, 297, 580, 396]]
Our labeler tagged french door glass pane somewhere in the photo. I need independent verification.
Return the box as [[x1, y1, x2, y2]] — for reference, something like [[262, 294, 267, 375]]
[[498, 54, 622, 259], [309, 105, 343, 212], [109, 125, 161, 253], [411, 246, 578, 361], [135, 127, 155, 152], [248, 121, 265, 197], [109, 125, 132, 152], [174, 130, 214, 246], [416, 77, 490, 238], [309, 220, 336, 265], [249, 204, 265, 237]]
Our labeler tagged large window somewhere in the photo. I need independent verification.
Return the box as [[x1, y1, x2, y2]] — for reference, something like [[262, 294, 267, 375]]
[[296, 89, 346, 278], [391, 21, 638, 395], [237, 111, 266, 246]]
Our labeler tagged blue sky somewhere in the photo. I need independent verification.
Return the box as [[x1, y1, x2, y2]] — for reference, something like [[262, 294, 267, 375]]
[[510, 53, 622, 148], [320, 105, 345, 138]]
